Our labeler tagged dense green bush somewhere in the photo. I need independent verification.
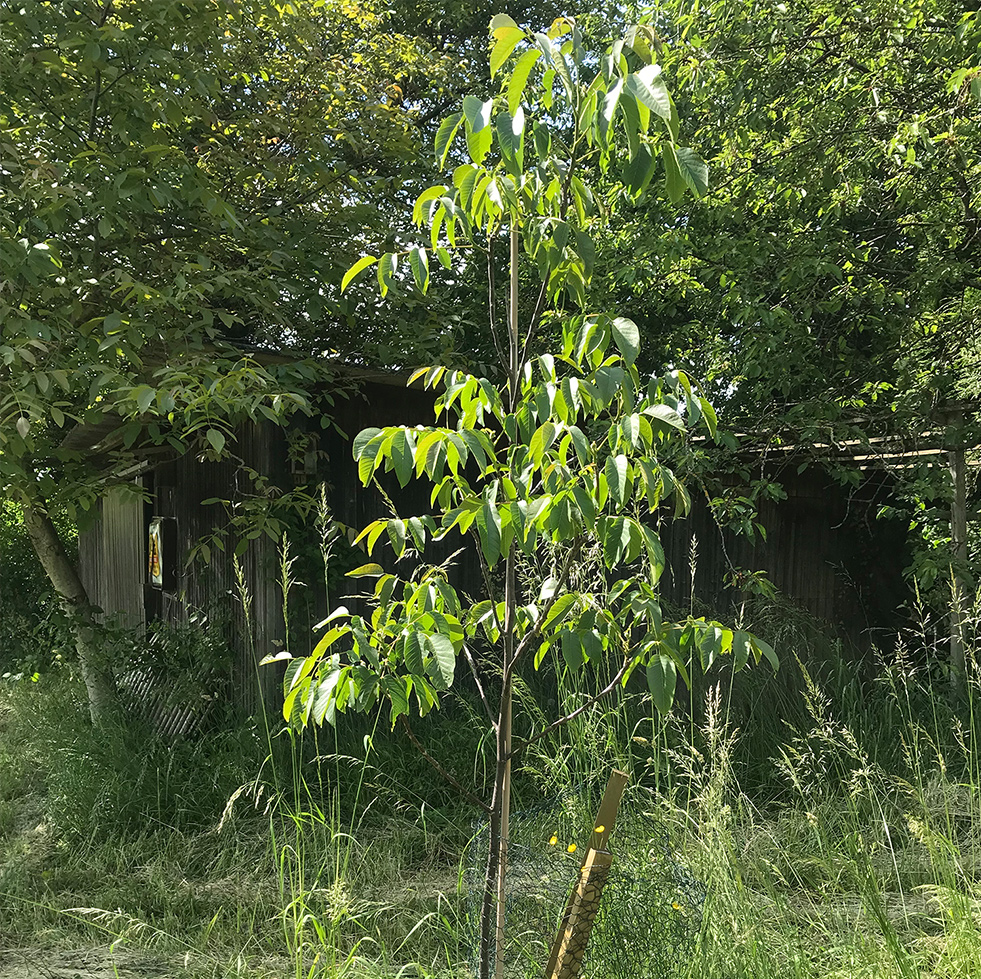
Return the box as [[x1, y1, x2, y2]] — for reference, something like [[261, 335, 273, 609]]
[[0, 502, 76, 676]]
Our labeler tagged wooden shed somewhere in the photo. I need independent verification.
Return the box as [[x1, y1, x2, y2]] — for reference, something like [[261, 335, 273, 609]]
[[659, 464, 911, 651], [77, 372, 478, 716], [77, 377, 923, 716]]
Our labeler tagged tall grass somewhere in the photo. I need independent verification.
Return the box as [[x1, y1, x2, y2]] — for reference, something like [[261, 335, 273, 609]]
[[3, 586, 981, 978]]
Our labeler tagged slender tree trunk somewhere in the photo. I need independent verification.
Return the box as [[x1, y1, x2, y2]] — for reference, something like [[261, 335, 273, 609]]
[[479, 228, 523, 979], [948, 422, 968, 704], [21, 498, 117, 722]]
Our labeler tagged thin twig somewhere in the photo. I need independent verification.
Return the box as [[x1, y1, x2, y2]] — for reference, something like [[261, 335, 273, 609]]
[[519, 277, 550, 370], [399, 716, 492, 812], [486, 240, 507, 372], [507, 656, 631, 762], [462, 642, 498, 729]]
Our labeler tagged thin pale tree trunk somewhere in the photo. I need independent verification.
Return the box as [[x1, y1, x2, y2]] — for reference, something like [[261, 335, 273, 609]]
[[21, 498, 117, 722], [948, 427, 968, 704], [479, 228, 523, 979]]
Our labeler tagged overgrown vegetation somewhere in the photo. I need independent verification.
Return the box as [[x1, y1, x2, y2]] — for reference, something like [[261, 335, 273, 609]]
[[2, 600, 981, 977]]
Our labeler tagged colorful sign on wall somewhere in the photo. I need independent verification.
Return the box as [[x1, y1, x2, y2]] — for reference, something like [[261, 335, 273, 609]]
[[148, 517, 178, 590]]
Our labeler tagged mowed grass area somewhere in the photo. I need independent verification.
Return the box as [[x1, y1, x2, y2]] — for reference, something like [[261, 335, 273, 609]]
[[2, 640, 981, 979]]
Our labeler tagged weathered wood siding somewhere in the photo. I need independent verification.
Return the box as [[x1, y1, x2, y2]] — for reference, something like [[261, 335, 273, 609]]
[[660, 467, 908, 647], [79, 484, 145, 629], [78, 378, 482, 716], [79, 382, 912, 718]]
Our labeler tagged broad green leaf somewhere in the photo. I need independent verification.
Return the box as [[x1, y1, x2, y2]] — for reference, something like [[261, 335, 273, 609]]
[[602, 516, 631, 567], [413, 185, 447, 225], [489, 12, 518, 31], [675, 146, 710, 197], [434, 112, 464, 169], [605, 454, 629, 508], [408, 246, 430, 292], [206, 428, 225, 454], [625, 65, 671, 119], [391, 429, 413, 487], [529, 421, 557, 463], [644, 404, 686, 433], [310, 669, 343, 725], [377, 252, 397, 297], [662, 142, 686, 204], [570, 484, 596, 528], [388, 518, 406, 557], [753, 636, 779, 670], [495, 111, 524, 175], [561, 629, 584, 670], [647, 655, 677, 713], [551, 48, 574, 101], [623, 144, 655, 198], [381, 676, 409, 725], [491, 25, 525, 78], [543, 591, 577, 630], [700, 398, 718, 439], [619, 92, 641, 159], [477, 502, 502, 566], [467, 126, 493, 166], [426, 633, 456, 686], [611, 317, 640, 364], [594, 365, 624, 406], [598, 77, 623, 148], [732, 631, 753, 671], [346, 563, 385, 577], [341, 254, 378, 292], [463, 95, 493, 133], [404, 630, 424, 675], [353, 427, 382, 460], [508, 48, 541, 114]]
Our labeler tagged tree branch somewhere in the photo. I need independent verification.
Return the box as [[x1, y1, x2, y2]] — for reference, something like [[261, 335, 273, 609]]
[[507, 655, 631, 762], [462, 642, 498, 729], [519, 276, 550, 370], [399, 716, 492, 812]]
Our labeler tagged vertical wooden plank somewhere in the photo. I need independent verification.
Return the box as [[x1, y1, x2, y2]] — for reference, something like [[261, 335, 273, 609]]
[[948, 413, 968, 701]]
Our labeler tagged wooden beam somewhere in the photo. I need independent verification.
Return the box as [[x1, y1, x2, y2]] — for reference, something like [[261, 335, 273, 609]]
[[948, 414, 968, 703]]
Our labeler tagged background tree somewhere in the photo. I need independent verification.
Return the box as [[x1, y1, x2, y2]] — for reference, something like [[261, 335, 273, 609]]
[[0, 0, 463, 718], [568, 0, 981, 650]]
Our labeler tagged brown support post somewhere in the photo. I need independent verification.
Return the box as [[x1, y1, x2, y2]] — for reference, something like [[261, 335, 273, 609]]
[[544, 770, 629, 979]]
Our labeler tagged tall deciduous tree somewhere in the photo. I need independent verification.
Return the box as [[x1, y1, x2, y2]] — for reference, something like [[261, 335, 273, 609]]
[[573, 0, 981, 662], [275, 15, 775, 978], [0, 0, 456, 718]]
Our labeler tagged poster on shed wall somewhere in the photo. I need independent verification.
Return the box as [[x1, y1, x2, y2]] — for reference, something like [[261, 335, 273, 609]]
[[148, 517, 165, 586], [148, 516, 179, 590]]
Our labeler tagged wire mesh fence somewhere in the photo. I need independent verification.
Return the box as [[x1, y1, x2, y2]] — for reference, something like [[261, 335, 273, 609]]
[[465, 784, 704, 979]]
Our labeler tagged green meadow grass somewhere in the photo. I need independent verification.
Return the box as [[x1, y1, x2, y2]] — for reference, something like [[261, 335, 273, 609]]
[[2, 618, 980, 979]]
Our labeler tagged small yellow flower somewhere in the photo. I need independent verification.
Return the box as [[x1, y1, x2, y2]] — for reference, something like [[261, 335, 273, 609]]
[[567, 843, 577, 853], [594, 825, 606, 834], [672, 902, 682, 910], [548, 835, 558, 846]]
